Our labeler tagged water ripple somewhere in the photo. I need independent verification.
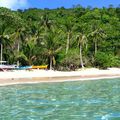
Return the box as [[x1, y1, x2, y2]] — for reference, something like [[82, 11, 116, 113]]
[[0, 78, 120, 120]]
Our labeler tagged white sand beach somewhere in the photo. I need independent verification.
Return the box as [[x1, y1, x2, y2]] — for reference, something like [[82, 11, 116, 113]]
[[0, 68, 120, 86]]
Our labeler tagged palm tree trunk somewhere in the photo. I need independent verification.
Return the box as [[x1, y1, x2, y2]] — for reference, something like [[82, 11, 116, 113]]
[[80, 45, 84, 68], [0, 44, 3, 63], [50, 56, 53, 70], [66, 32, 70, 54]]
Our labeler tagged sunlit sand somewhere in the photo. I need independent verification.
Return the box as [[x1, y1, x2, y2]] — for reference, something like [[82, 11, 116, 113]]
[[0, 68, 120, 86]]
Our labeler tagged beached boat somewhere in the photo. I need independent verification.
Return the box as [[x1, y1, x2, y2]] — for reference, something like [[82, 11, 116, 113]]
[[17, 66, 32, 70], [32, 65, 48, 69], [0, 65, 18, 69], [0, 61, 18, 70], [17, 65, 48, 70], [0, 60, 48, 70]]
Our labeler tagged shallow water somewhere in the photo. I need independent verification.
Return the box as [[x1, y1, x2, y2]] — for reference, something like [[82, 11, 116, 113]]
[[0, 78, 120, 120]]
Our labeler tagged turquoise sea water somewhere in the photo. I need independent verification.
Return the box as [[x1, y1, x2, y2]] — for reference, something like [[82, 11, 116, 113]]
[[0, 78, 120, 120]]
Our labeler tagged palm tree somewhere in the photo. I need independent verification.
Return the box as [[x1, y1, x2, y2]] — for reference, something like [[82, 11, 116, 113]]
[[43, 30, 62, 70], [0, 27, 11, 64], [11, 27, 26, 66], [60, 17, 74, 54], [76, 33, 87, 68], [40, 14, 54, 32], [23, 35, 38, 65], [89, 28, 106, 55]]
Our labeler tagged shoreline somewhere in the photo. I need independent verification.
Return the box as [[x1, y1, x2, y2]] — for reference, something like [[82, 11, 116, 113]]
[[0, 75, 120, 87], [0, 68, 120, 86]]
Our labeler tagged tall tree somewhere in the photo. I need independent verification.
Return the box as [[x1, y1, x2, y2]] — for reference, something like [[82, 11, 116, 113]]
[[76, 33, 87, 68], [11, 27, 27, 66], [0, 25, 11, 63], [89, 28, 106, 55], [60, 17, 75, 54], [43, 30, 62, 70]]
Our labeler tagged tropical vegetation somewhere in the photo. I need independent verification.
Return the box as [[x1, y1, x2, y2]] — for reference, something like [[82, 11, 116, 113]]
[[0, 5, 120, 70]]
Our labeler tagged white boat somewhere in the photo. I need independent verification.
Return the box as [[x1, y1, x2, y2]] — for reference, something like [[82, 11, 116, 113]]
[[0, 61, 18, 70]]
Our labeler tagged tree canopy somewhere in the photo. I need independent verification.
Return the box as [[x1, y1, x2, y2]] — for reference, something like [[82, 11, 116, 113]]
[[0, 6, 120, 70]]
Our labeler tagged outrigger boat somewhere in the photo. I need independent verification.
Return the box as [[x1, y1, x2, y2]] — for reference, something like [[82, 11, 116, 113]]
[[16, 65, 48, 70], [17, 65, 48, 70], [0, 60, 48, 71], [0, 61, 18, 71]]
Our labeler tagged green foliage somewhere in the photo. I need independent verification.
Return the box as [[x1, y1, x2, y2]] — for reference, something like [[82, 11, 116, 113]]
[[0, 6, 119, 70], [58, 49, 80, 70], [17, 52, 29, 66], [95, 52, 120, 69]]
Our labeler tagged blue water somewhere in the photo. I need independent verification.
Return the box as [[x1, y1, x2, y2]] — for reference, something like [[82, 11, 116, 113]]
[[0, 78, 120, 120]]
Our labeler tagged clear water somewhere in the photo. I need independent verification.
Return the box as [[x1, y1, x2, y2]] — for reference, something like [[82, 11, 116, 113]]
[[0, 78, 120, 120]]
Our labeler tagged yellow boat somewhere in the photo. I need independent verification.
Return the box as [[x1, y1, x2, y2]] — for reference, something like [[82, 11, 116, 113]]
[[32, 65, 48, 69]]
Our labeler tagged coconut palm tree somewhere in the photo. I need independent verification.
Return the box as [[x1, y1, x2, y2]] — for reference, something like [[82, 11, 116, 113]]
[[60, 17, 75, 54], [22, 35, 38, 65], [11, 27, 27, 66], [43, 30, 62, 70], [76, 33, 87, 68], [89, 28, 106, 55], [40, 14, 54, 32], [0, 27, 11, 63]]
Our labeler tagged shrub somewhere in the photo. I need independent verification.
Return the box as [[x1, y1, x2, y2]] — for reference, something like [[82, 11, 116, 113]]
[[95, 52, 120, 69]]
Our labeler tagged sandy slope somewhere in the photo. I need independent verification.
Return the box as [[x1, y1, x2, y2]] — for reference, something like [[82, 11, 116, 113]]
[[0, 68, 120, 86]]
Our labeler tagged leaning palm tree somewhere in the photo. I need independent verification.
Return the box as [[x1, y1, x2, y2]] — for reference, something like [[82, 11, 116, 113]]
[[76, 33, 87, 68]]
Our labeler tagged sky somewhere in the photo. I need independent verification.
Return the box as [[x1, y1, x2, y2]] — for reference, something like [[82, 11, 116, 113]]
[[0, 0, 120, 10]]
